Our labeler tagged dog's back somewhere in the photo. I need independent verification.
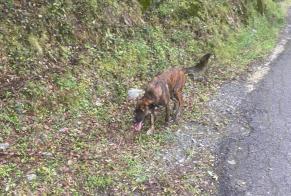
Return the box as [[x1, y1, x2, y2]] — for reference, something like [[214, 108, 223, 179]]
[[146, 68, 186, 101]]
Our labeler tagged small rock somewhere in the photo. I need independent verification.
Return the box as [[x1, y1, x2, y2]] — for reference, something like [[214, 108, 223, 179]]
[[95, 98, 103, 106], [41, 152, 53, 156], [26, 174, 37, 181], [67, 159, 73, 165], [227, 160, 236, 165], [178, 158, 185, 163], [61, 166, 70, 173], [59, 127, 69, 132], [0, 143, 9, 150], [128, 88, 144, 100], [235, 179, 247, 190], [207, 170, 218, 181]]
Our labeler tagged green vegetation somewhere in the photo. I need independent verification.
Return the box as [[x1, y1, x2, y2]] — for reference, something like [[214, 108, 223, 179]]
[[0, 0, 289, 194]]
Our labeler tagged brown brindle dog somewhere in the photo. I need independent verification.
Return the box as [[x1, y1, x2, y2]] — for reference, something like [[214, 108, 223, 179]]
[[133, 53, 212, 134]]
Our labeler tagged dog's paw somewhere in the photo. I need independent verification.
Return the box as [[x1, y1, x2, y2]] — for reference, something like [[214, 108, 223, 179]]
[[172, 116, 177, 122], [164, 121, 171, 127], [172, 116, 181, 123]]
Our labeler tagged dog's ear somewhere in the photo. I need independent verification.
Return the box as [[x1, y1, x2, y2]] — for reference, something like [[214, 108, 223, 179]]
[[144, 89, 156, 100]]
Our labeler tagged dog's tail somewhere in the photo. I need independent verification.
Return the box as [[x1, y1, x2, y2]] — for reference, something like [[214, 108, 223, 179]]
[[183, 53, 212, 76]]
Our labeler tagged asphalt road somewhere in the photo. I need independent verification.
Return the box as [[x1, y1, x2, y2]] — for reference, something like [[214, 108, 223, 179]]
[[218, 12, 291, 196]]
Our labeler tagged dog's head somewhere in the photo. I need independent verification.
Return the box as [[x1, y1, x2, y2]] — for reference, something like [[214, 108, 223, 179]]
[[133, 98, 153, 131]]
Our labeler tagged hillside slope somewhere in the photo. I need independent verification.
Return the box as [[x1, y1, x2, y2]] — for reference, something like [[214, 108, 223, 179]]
[[0, 0, 288, 194]]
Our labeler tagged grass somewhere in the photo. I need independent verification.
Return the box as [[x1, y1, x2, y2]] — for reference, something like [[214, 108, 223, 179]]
[[86, 175, 113, 190], [0, 0, 289, 194]]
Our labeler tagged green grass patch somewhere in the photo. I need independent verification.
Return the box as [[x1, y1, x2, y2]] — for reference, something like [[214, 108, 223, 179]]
[[86, 175, 113, 189], [123, 155, 149, 184]]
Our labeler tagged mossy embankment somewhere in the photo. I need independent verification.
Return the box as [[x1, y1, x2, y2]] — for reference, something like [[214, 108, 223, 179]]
[[0, 0, 288, 194]]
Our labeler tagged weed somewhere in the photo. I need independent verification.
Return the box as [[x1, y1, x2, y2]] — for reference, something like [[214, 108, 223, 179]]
[[86, 175, 113, 189], [28, 35, 43, 55], [0, 164, 16, 178], [0, 110, 20, 130], [123, 155, 149, 183], [37, 164, 57, 183]]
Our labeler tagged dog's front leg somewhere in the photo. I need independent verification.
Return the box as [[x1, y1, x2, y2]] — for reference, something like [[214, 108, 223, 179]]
[[165, 104, 170, 125], [147, 112, 155, 135]]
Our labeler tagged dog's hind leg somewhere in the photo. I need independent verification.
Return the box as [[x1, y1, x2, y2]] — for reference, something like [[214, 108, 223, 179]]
[[173, 91, 183, 122], [172, 98, 178, 120]]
